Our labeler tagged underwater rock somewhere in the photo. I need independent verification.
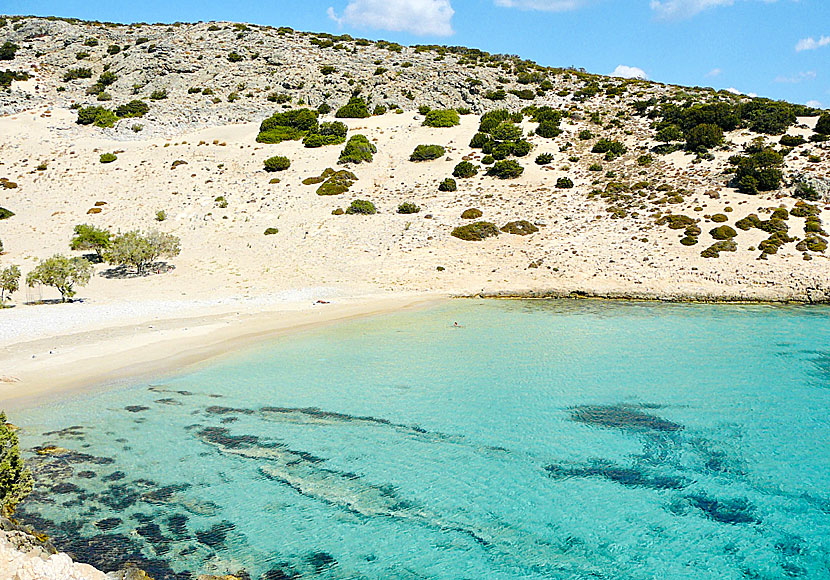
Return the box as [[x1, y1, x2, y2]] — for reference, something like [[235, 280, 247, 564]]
[[102, 471, 126, 482], [545, 461, 686, 490], [569, 404, 683, 432], [684, 494, 758, 524], [143, 484, 191, 504], [98, 484, 141, 511], [51, 482, 82, 495], [195, 521, 234, 549], [165, 514, 189, 540], [125, 406, 150, 413], [205, 406, 254, 415], [32, 446, 115, 465], [77, 470, 97, 479], [154, 398, 183, 406], [42, 426, 86, 439], [94, 518, 122, 531]]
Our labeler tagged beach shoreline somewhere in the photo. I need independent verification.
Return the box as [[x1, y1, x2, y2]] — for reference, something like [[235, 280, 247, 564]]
[[0, 292, 447, 408]]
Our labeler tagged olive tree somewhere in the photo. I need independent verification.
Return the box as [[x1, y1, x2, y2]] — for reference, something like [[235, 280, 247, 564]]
[[104, 230, 181, 274], [0, 265, 20, 305], [26, 255, 93, 302], [0, 412, 33, 516], [70, 223, 112, 259]]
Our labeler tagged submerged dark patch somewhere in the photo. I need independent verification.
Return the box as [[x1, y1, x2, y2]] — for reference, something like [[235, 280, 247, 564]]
[[545, 461, 686, 490], [569, 404, 683, 432], [195, 521, 234, 549], [125, 405, 150, 413], [685, 494, 758, 524], [94, 517, 122, 531]]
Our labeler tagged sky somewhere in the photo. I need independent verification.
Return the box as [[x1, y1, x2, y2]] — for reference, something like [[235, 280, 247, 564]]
[[4, 0, 829, 107]]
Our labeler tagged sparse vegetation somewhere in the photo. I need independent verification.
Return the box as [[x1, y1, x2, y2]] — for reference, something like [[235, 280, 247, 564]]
[[99, 153, 117, 163], [438, 178, 457, 191], [104, 230, 181, 274], [451, 221, 499, 241], [345, 199, 376, 215], [335, 96, 370, 118], [339, 135, 376, 164], [26, 255, 93, 302], [397, 202, 420, 214], [423, 109, 460, 128], [410, 144, 446, 162], [486, 159, 524, 179], [264, 155, 290, 172], [453, 161, 478, 178], [70, 224, 111, 259], [0, 412, 33, 515]]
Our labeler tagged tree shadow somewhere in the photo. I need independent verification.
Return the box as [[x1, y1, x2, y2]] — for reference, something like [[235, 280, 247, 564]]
[[23, 298, 84, 306], [100, 262, 175, 279], [81, 253, 104, 264]]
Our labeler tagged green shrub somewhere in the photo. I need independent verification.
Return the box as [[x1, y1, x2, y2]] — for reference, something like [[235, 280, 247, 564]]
[[816, 113, 830, 135], [451, 221, 500, 241], [637, 154, 653, 166], [492, 121, 523, 142], [686, 123, 724, 152], [487, 160, 524, 179], [796, 235, 828, 252], [0, 207, 14, 220], [320, 65, 336, 75], [313, 168, 358, 195], [589, 162, 602, 171], [318, 103, 331, 114], [592, 139, 627, 158], [423, 109, 460, 128], [0, 41, 18, 61], [397, 202, 420, 214], [84, 37, 99, 47], [107, 44, 121, 55], [346, 199, 376, 214], [227, 51, 244, 62], [461, 208, 483, 219], [99, 153, 117, 163], [710, 225, 737, 240], [731, 145, 784, 194], [453, 161, 478, 178], [556, 177, 574, 189], [656, 125, 684, 142], [779, 134, 805, 147], [339, 134, 376, 164], [0, 412, 33, 514], [150, 88, 167, 100], [484, 89, 506, 101], [410, 144, 446, 162], [77, 106, 117, 128], [500, 220, 538, 235], [155, 210, 167, 222], [711, 213, 728, 223], [470, 132, 491, 149], [536, 120, 562, 139], [335, 97, 370, 118], [578, 129, 593, 140], [257, 108, 319, 143], [373, 104, 387, 116], [63, 67, 92, 81], [701, 239, 737, 258], [302, 121, 348, 147], [264, 156, 290, 172], [418, 105, 431, 115], [535, 153, 553, 165], [482, 155, 495, 165], [115, 100, 149, 118], [264, 227, 279, 235], [438, 178, 457, 192]]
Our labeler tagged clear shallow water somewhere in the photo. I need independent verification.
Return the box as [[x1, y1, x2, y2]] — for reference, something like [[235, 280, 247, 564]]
[[12, 299, 830, 580]]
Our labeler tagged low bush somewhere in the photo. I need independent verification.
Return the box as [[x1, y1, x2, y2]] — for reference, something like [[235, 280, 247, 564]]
[[701, 239, 737, 258], [779, 134, 805, 147], [816, 112, 830, 135], [373, 104, 387, 116], [452, 161, 478, 178], [345, 199, 376, 214], [461, 208, 483, 219], [710, 225, 737, 240], [481, 155, 495, 165], [0, 207, 14, 220], [500, 220, 538, 235], [150, 89, 167, 100], [486, 160, 524, 179], [451, 221, 500, 241], [637, 154, 653, 166], [685, 123, 724, 152], [63, 67, 92, 81], [438, 178, 457, 192], [257, 108, 319, 143], [410, 144, 446, 162], [77, 106, 117, 128], [264, 227, 279, 235], [578, 129, 593, 140], [535, 153, 553, 165], [264, 156, 290, 171], [592, 138, 627, 158], [397, 202, 420, 214], [423, 109, 460, 128], [99, 153, 117, 163], [711, 213, 728, 223], [315, 169, 358, 196], [339, 135, 376, 164], [335, 97, 370, 118], [556, 177, 574, 189], [227, 51, 244, 62], [115, 100, 149, 118], [730, 144, 784, 194], [0, 41, 18, 61]]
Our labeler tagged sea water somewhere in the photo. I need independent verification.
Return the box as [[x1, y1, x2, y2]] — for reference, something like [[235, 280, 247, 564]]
[[11, 300, 830, 579]]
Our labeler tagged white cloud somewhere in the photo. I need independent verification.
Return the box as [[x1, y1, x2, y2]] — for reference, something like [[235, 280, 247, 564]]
[[795, 36, 830, 52], [806, 100, 822, 108], [493, 0, 589, 10], [706, 68, 722, 77], [612, 65, 648, 80], [725, 87, 758, 98], [327, 0, 454, 36], [774, 70, 816, 83], [650, 0, 735, 19]]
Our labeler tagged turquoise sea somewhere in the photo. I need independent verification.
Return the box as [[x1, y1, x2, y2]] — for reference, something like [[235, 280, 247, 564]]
[[11, 299, 830, 579]]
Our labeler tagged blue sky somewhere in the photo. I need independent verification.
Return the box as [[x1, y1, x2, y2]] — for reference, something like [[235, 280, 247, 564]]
[[5, 0, 829, 107]]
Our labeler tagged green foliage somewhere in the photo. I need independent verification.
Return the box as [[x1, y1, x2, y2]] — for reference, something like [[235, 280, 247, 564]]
[[345, 199, 376, 215], [264, 227, 279, 235], [710, 225, 737, 240], [84, 37, 99, 47], [484, 89, 506, 101], [339, 134, 376, 164], [302, 121, 348, 147], [592, 138, 627, 158], [107, 44, 121, 55], [418, 105, 431, 115], [461, 208, 483, 219], [0, 41, 19, 61], [320, 65, 336, 75], [335, 97, 370, 118], [0, 207, 13, 220], [26, 254, 93, 301], [397, 202, 420, 214], [264, 156, 290, 172], [155, 210, 167, 222], [257, 108, 319, 143], [556, 177, 574, 189], [731, 144, 784, 194], [76, 106, 117, 128], [267, 92, 291, 103], [492, 121, 523, 141], [317, 103, 332, 115], [99, 152, 117, 163], [423, 109, 460, 128], [655, 125, 684, 143], [373, 104, 387, 116], [104, 230, 181, 274], [115, 100, 149, 118], [486, 159, 524, 179], [453, 161, 478, 178], [536, 120, 562, 139], [481, 155, 495, 165], [700, 239, 737, 258], [478, 110, 511, 134], [637, 154, 654, 166], [227, 51, 244, 62], [438, 177, 457, 192], [451, 221, 500, 241], [410, 144, 446, 162], [70, 224, 111, 258], [779, 134, 805, 147], [685, 123, 724, 152], [535, 153, 553, 165], [815, 113, 830, 136], [741, 99, 796, 135], [63, 67, 92, 81], [150, 88, 168, 100], [0, 412, 33, 514], [578, 129, 594, 140], [315, 169, 358, 196], [0, 69, 28, 90], [500, 220, 538, 235], [0, 265, 21, 304]]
